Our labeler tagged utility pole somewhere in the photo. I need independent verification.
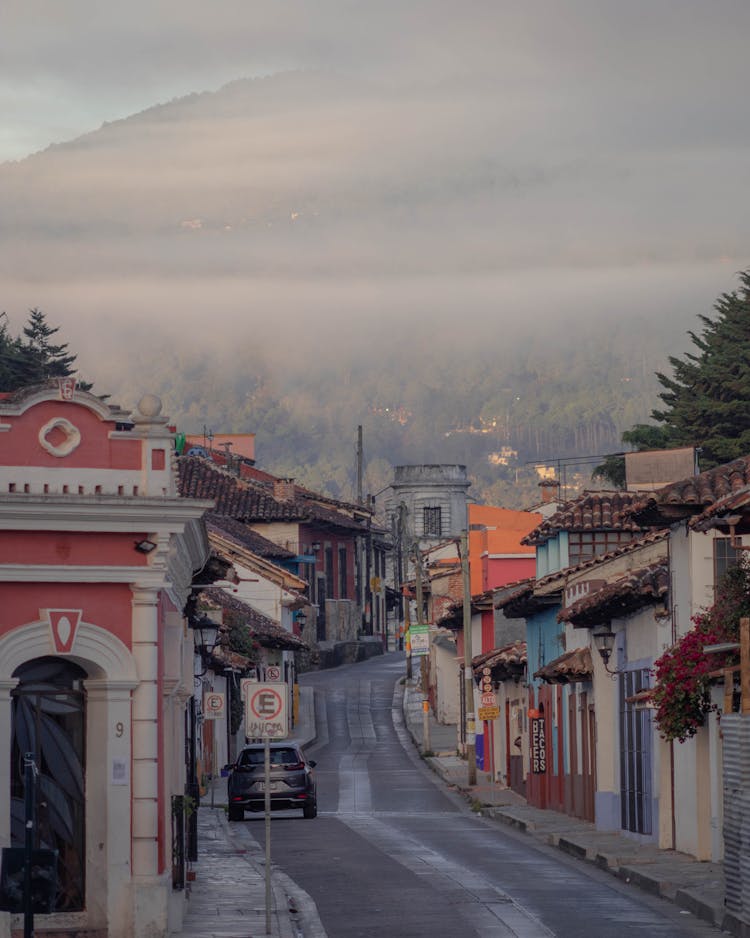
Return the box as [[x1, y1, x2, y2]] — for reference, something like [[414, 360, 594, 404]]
[[356, 425, 364, 505], [460, 531, 477, 785], [414, 548, 431, 754], [404, 579, 412, 680], [398, 502, 412, 677]]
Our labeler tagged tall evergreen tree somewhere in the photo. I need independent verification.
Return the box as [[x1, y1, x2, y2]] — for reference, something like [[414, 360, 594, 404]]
[[0, 313, 29, 388], [598, 270, 750, 480], [0, 308, 92, 391], [22, 307, 79, 380]]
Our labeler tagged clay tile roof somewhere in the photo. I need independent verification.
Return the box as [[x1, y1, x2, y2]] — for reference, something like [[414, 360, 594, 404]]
[[534, 647, 593, 684], [529, 529, 669, 593], [198, 588, 309, 651], [689, 484, 750, 529], [499, 580, 561, 618], [206, 513, 296, 559], [522, 490, 645, 546], [178, 456, 366, 531], [210, 644, 253, 671], [627, 454, 750, 526], [472, 641, 526, 681], [558, 561, 669, 627], [495, 579, 535, 610]]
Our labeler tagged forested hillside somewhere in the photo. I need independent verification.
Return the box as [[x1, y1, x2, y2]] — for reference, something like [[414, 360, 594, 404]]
[[111, 306, 690, 510]]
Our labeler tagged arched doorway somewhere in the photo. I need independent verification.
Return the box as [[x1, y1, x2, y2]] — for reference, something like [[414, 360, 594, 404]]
[[11, 657, 87, 912]]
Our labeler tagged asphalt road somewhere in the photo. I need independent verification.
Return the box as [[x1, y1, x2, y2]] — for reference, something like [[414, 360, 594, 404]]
[[242, 652, 721, 938]]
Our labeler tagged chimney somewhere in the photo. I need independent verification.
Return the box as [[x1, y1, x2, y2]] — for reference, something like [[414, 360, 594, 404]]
[[539, 480, 560, 504], [274, 478, 296, 502]]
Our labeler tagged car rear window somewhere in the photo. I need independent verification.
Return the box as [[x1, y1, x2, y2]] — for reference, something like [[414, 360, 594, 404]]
[[238, 748, 300, 767]]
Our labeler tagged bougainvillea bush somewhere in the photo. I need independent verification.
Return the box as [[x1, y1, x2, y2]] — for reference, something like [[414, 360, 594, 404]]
[[653, 561, 750, 743]]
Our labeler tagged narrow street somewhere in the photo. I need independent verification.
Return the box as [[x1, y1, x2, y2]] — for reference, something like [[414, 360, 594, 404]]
[[243, 653, 721, 938]]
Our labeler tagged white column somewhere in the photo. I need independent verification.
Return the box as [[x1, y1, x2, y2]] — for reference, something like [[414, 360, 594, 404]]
[[85, 679, 136, 938], [131, 586, 160, 877]]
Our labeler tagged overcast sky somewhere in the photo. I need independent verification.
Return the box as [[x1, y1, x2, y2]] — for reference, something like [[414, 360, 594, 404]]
[[2, 1, 750, 400]]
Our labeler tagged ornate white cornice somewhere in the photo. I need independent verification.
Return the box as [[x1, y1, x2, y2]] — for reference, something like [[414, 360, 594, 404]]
[[0, 496, 214, 530], [0, 565, 169, 585], [0, 386, 116, 420]]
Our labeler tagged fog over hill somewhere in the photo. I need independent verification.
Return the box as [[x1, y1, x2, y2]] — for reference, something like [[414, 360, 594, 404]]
[[2, 28, 749, 503]]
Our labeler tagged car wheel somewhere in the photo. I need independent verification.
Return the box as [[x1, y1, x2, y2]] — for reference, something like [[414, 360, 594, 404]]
[[228, 805, 244, 821], [303, 801, 317, 819]]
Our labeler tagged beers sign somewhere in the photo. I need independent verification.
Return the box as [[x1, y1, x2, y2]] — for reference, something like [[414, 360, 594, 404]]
[[531, 716, 546, 774]]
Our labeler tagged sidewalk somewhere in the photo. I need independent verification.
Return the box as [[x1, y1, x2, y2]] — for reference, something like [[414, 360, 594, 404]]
[[169, 685, 325, 938], [402, 678, 731, 935]]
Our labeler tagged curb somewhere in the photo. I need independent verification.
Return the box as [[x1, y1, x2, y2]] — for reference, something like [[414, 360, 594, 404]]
[[401, 681, 731, 934]]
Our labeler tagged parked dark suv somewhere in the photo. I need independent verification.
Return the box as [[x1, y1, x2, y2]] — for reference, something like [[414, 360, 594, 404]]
[[227, 742, 317, 820]]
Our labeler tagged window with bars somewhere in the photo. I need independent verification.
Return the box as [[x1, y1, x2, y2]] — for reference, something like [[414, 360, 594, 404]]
[[568, 530, 634, 567], [714, 536, 740, 591], [338, 546, 348, 599], [423, 507, 442, 537], [324, 546, 334, 598]]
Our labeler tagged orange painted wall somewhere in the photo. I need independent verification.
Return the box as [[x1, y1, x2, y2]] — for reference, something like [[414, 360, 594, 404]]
[[0, 582, 134, 647], [469, 504, 540, 594], [0, 531, 153, 566]]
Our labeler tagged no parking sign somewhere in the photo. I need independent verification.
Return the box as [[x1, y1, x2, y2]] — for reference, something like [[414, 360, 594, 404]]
[[245, 682, 288, 739]]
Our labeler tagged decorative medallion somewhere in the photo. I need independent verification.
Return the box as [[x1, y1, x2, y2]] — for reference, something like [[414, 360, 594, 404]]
[[57, 377, 77, 400], [46, 609, 82, 653], [38, 417, 82, 458]]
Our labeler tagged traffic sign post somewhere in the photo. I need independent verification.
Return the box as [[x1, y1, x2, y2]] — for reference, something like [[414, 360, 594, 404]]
[[409, 624, 429, 657], [243, 682, 289, 935]]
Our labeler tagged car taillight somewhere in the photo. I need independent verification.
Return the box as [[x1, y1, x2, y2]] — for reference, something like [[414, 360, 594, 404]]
[[284, 762, 305, 771]]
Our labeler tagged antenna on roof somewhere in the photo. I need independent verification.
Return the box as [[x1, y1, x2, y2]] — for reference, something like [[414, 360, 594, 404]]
[[202, 425, 214, 450]]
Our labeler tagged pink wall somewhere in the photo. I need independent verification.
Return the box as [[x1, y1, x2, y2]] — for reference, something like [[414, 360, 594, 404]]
[[0, 531, 153, 566], [483, 556, 535, 590], [2, 400, 140, 469], [0, 582, 134, 647]]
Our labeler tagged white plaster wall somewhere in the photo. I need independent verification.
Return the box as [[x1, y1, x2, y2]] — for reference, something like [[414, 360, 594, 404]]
[[669, 524, 692, 640], [592, 648, 619, 828], [673, 732, 702, 857], [669, 527, 731, 860], [624, 609, 665, 663], [690, 531, 718, 622], [434, 644, 460, 725], [232, 561, 284, 622]]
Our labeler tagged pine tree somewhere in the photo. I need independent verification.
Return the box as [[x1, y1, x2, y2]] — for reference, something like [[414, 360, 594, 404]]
[[22, 307, 78, 380], [0, 308, 92, 391], [618, 270, 750, 471], [0, 314, 30, 388]]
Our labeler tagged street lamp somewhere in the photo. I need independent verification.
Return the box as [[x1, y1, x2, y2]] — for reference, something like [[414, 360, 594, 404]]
[[190, 614, 221, 664], [592, 623, 617, 673]]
